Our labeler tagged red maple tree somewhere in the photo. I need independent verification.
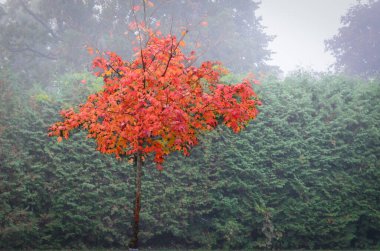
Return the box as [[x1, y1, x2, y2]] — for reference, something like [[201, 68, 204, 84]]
[[49, 25, 260, 249]]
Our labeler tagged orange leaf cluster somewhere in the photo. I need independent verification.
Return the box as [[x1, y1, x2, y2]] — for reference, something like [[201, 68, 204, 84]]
[[48, 29, 260, 166]]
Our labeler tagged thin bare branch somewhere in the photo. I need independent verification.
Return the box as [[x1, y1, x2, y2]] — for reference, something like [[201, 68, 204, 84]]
[[6, 43, 57, 60], [131, 0, 147, 87], [19, 0, 59, 41], [161, 28, 189, 77]]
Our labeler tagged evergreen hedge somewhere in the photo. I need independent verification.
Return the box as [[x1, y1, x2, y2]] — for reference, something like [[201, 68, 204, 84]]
[[0, 71, 379, 249]]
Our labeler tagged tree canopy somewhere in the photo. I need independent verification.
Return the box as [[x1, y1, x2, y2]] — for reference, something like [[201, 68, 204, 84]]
[[325, 0, 380, 77], [48, 27, 260, 166]]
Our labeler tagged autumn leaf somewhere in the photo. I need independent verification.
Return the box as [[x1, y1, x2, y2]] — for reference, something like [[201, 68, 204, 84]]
[[181, 29, 188, 36], [132, 5, 141, 12], [200, 21, 208, 27], [146, 0, 154, 8], [86, 46, 94, 55], [156, 164, 164, 171]]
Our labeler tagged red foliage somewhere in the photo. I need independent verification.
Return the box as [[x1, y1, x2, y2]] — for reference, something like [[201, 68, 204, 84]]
[[48, 28, 260, 167]]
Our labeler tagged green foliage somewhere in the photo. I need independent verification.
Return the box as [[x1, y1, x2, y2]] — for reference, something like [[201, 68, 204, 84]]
[[1, 70, 379, 249], [0, 70, 132, 249]]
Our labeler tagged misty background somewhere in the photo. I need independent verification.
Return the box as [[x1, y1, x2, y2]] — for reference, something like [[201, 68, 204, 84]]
[[258, 0, 359, 73], [0, 0, 379, 250]]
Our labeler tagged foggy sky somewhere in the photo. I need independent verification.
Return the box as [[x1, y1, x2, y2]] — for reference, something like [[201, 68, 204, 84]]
[[257, 0, 360, 74]]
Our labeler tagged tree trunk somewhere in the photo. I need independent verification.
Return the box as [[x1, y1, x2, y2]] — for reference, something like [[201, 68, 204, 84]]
[[129, 152, 143, 250]]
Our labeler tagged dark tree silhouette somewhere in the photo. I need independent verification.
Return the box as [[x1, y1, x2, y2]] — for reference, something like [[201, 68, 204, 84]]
[[325, 0, 380, 77]]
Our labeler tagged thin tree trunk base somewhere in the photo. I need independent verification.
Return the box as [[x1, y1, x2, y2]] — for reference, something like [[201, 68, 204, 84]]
[[129, 152, 143, 250]]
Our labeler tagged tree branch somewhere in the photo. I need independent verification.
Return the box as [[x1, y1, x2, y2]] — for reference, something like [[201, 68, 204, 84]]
[[161, 28, 188, 77], [107, 64, 123, 78], [6, 43, 57, 60], [19, 0, 59, 41], [131, 0, 147, 87]]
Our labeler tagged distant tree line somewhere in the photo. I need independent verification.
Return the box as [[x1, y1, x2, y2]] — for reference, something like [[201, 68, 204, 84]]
[[326, 0, 380, 78], [0, 0, 274, 87]]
